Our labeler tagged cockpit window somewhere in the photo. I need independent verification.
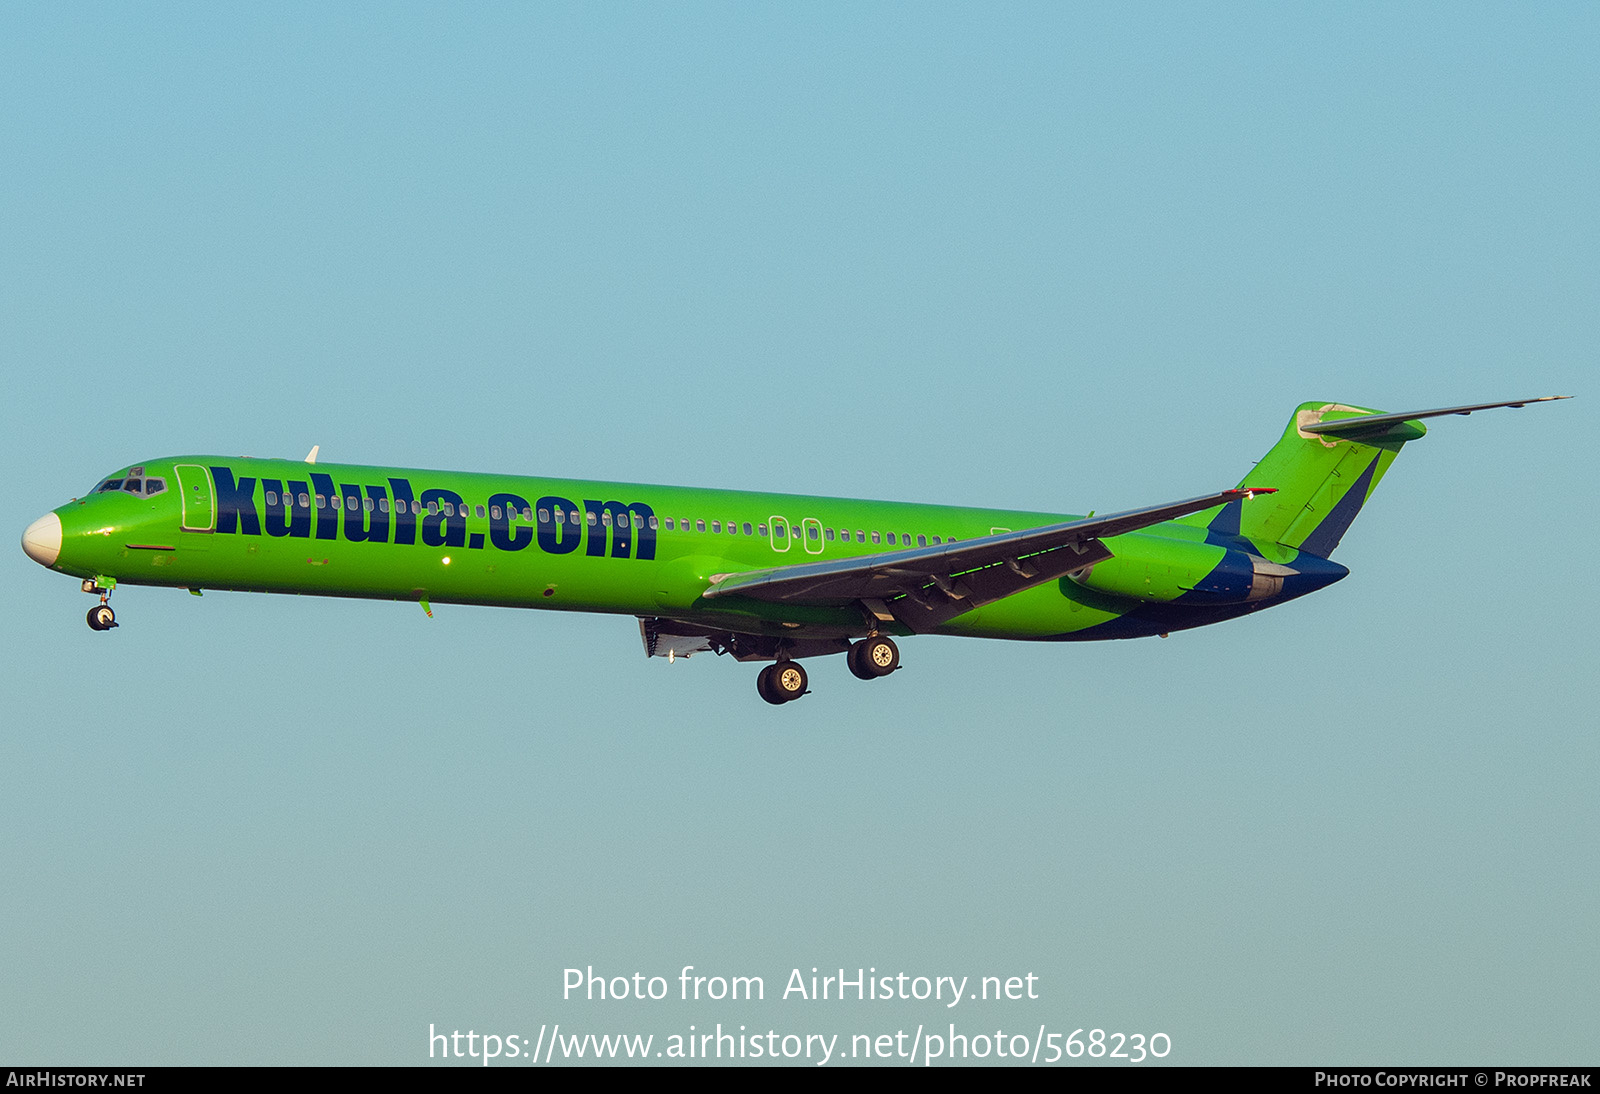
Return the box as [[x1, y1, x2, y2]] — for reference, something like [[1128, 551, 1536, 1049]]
[[90, 473, 167, 496]]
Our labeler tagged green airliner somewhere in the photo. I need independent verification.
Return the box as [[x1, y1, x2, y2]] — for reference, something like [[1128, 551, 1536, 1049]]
[[21, 398, 1565, 704]]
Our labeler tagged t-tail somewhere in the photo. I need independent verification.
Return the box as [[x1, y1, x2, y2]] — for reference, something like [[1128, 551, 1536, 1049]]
[[1186, 397, 1570, 559]]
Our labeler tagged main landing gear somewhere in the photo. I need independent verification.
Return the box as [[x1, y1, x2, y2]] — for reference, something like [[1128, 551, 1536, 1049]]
[[847, 636, 899, 680], [757, 660, 808, 705], [755, 636, 901, 705]]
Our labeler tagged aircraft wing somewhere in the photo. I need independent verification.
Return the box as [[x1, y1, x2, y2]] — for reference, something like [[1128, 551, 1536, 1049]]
[[702, 487, 1274, 633]]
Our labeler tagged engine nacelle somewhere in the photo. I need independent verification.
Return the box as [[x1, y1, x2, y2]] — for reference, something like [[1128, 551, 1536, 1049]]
[[1065, 534, 1297, 604]]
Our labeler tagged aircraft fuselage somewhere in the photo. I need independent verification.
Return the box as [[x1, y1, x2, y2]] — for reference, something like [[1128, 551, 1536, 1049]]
[[22, 456, 1343, 647]]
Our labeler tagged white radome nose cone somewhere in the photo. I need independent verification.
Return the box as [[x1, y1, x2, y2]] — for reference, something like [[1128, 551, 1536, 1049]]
[[22, 512, 62, 567]]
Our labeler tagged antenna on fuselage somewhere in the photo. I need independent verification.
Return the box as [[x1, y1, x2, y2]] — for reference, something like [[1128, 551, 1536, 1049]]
[[304, 445, 319, 464]]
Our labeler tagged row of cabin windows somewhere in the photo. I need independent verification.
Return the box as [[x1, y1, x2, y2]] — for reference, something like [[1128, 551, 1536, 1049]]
[[261, 492, 542, 519], [250, 494, 649, 524], [245, 491, 958, 548], [651, 516, 954, 549]]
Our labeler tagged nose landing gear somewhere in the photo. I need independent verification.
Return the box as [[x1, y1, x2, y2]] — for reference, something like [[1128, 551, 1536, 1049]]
[[83, 577, 117, 631]]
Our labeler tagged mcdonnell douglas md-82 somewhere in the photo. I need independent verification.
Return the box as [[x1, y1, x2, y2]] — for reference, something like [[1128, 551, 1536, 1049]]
[[21, 398, 1566, 704]]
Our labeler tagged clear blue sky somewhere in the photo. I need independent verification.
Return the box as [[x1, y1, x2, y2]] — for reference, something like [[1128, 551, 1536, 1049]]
[[3, 2, 1594, 1066]]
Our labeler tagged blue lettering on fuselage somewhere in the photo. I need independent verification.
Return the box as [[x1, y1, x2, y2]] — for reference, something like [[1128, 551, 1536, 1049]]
[[418, 488, 466, 549], [488, 492, 533, 552], [213, 467, 261, 536], [309, 472, 338, 541], [537, 496, 582, 555], [203, 467, 654, 560], [261, 478, 312, 538], [388, 477, 416, 545], [341, 483, 389, 543]]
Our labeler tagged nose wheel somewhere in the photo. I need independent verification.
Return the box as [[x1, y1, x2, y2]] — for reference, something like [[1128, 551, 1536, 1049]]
[[87, 603, 117, 631]]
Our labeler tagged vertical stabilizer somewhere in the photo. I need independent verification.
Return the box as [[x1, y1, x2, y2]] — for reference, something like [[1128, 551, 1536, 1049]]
[[1183, 402, 1417, 558]]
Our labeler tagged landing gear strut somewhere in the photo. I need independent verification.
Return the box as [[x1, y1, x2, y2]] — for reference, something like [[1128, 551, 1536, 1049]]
[[84, 579, 117, 631], [757, 660, 808, 705], [847, 636, 899, 679]]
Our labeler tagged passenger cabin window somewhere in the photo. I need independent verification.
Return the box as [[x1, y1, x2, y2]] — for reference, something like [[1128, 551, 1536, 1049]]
[[886, 533, 896, 545], [742, 522, 752, 535], [266, 491, 279, 505], [871, 531, 880, 544], [711, 521, 720, 533], [476, 505, 486, 519], [695, 519, 706, 532]]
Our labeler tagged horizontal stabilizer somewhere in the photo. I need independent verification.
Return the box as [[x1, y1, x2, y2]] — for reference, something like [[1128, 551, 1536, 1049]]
[[1300, 396, 1570, 442]]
